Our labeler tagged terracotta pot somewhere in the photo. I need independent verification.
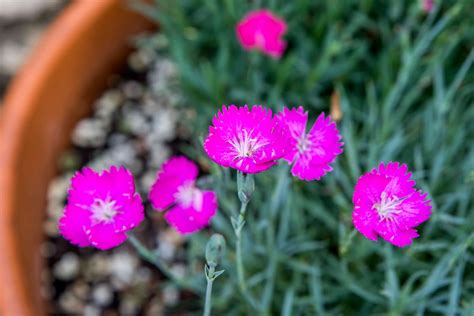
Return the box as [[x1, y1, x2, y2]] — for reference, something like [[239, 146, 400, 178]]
[[0, 1, 153, 314]]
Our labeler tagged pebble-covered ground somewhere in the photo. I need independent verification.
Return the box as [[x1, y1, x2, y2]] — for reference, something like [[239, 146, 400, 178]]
[[0, 0, 66, 100], [42, 48, 199, 315]]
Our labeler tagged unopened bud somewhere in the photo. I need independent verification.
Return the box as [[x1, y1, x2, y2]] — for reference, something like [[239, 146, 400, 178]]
[[237, 172, 255, 204], [205, 234, 226, 267]]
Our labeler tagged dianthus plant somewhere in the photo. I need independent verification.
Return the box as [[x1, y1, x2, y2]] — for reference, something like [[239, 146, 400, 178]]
[[59, 104, 432, 314]]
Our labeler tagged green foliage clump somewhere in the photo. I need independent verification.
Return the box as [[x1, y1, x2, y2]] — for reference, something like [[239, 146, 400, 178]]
[[135, 0, 474, 314]]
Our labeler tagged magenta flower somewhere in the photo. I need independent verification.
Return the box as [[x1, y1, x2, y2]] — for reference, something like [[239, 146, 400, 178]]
[[352, 162, 432, 247], [204, 105, 289, 174], [276, 107, 343, 181], [422, 0, 434, 13], [149, 156, 217, 234], [59, 166, 144, 250], [236, 9, 287, 58]]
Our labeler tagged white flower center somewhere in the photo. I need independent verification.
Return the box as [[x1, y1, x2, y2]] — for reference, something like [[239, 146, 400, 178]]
[[91, 196, 119, 224], [229, 129, 267, 160], [297, 135, 311, 154], [374, 191, 404, 222], [175, 182, 203, 211]]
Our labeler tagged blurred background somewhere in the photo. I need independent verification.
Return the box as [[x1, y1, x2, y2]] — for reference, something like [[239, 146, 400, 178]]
[[0, 0, 66, 100], [1, 0, 474, 315]]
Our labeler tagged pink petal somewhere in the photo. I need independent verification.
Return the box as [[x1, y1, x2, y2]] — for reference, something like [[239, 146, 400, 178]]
[[112, 193, 145, 233], [204, 105, 289, 174], [149, 156, 199, 210], [283, 112, 343, 181], [59, 204, 91, 247], [352, 173, 390, 241], [164, 191, 218, 234], [275, 106, 308, 163], [236, 9, 287, 58], [86, 223, 127, 250], [352, 162, 432, 247], [375, 221, 419, 247], [59, 166, 145, 250]]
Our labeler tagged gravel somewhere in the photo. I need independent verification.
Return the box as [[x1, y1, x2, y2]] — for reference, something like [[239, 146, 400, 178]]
[[42, 48, 192, 314]]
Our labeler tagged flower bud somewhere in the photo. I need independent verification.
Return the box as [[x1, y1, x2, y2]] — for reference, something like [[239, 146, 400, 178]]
[[205, 234, 226, 267], [237, 172, 255, 204]]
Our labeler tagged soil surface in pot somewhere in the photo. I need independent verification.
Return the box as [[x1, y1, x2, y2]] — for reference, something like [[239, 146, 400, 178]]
[[42, 48, 201, 315]]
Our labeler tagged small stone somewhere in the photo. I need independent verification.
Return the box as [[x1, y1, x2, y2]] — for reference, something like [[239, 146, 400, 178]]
[[122, 107, 150, 136], [53, 252, 80, 281], [109, 251, 138, 287], [46, 173, 72, 221], [148, 108, 177, 142], [128, 49, 154, 72], [148, 145, 171, 168], [157, 229, 184, 261], [0, 0, 61, 20], [148, 59, 178, 94], [84, 305, 101, 316], [88, 141, 142, 174], [84, 254, 109, 281], [123, 81, 144, 99], [108, 133, 128, 147], [138, 171, 158, 195], [71, 281, 89, 300], [119, 296, 140, 315], [146, 297, 164, 316], [94, 90, 123, 121], [162, 285, 179, 306], [72, 118, 109, 147], [59, 291, 84, 314], [92, 283, 113, 306]]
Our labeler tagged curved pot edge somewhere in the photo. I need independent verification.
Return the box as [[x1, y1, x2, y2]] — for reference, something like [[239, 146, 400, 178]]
[[0, 1, 154, 315]]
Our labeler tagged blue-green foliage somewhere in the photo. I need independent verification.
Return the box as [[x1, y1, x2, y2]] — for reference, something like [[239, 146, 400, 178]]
[[135, 0, 474, 314]]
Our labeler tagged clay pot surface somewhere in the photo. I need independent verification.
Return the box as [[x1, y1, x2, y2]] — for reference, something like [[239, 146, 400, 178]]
[[0, 1, 153, 315]]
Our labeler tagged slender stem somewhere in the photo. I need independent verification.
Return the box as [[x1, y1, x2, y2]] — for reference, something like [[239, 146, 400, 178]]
[[232, 172, 259, 310], [127, 234, 201, 293], [262, 165, 290, 312], [203, 265, 215, 316], [235, 201, 248, 292]]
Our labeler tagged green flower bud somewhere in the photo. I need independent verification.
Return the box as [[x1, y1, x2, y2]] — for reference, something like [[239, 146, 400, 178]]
[[205, 234, 226, 267]]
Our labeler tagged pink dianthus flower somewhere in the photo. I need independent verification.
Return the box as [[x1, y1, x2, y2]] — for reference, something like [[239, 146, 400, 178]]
[[59, 166, 144, 250], [204, 105, 289, 174], [276, 107, 343, 181], [236, 9, 287, 58], [352, 162, 432, 247], [149, 156, 217, 234], [422, 0, 434, 13]]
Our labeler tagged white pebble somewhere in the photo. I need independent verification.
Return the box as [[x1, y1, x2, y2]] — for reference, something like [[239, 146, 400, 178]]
[[53, 253, 80, 281], [92, 283, 113, 306]]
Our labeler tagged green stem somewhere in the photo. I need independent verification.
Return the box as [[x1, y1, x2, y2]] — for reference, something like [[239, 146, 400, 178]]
[[203, 265, 215, 316], [127, 234, 201, 293], [235, 201, 248, 293], [232, 172, 259, 310], [262, 165, 290, 312]]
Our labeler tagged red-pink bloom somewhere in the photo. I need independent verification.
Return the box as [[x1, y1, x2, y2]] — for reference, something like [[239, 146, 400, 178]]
[[149, 156, 217, 234], [236, 9, 287, 58], [59, 166, 144, 250], [276, 107, 343, 181], [204, 105, 289, 174], [352, 162, 432, 247], [422, 0, 434, 13]]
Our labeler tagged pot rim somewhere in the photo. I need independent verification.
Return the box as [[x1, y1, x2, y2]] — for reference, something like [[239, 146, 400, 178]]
[[0, 1, 153, 315]]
